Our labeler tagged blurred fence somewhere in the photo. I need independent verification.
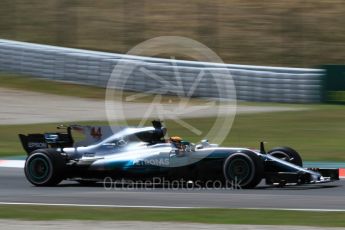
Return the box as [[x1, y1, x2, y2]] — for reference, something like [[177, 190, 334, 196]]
[[0, 39, 324, 103]]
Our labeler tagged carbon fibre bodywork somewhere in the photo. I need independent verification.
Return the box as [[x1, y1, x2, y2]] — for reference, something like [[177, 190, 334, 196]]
[[20, 122, 339, 187]]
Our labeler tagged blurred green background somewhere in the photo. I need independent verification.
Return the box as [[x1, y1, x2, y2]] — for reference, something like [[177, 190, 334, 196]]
[[0, 0, 344, 67], [1, 1, 345, 160], [1, 73, 345, 161]]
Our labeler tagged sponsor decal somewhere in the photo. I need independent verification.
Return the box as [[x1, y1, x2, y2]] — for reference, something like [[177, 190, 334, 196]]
[[28, 142, 47, 149], [134, 159, 170, 166]]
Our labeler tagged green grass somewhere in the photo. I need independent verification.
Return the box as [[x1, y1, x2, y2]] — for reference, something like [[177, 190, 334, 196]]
[[2, 104, 345, 161], [0, 73, 106, 99], [0, 205, 344, 227], [0, 73, 209, 104]]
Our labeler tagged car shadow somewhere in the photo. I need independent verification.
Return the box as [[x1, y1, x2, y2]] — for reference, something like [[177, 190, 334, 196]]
[[55, 181, 342, 191], [255, 184, 340, 190]]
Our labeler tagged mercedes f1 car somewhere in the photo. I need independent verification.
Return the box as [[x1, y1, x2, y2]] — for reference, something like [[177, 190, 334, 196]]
[[19, 121, 339, 188]]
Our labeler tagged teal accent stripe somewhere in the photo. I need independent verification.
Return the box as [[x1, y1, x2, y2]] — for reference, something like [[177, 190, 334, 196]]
[[304, 161, 345, 168]]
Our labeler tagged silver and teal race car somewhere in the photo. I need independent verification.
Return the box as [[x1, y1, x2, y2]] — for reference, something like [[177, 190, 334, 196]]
[[19, 121, 339, 188]]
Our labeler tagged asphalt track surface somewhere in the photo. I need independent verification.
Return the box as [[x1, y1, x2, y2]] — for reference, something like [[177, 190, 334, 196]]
[[1, 167, 344, 210]]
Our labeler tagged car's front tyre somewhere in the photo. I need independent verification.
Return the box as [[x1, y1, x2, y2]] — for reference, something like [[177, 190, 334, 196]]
[[223, 152, 264, 189], [24, 150, 66, 186]]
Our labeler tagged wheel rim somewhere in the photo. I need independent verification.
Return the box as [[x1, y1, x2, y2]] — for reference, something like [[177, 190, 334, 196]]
[[227, 158, 251, 183], [28, 155, 51, 183], [270, 151, 290, 162]]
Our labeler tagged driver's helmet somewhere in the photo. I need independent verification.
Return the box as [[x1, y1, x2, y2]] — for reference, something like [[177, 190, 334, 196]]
[[170, 136, 182, 142], [169, 136, 183, 149]]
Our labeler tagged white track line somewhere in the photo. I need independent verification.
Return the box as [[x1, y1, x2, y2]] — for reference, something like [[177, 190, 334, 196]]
[[0, 202, 200, 209], [0, 160, 25, 168], [1, 202, 345, 212]]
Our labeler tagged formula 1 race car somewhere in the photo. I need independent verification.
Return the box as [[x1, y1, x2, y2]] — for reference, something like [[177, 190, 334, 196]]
[[19, 121, 339, 188]]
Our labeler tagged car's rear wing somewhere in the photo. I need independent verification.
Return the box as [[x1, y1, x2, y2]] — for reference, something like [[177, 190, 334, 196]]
[[18, 125, 126, 155], [19, 126, 74, 155]]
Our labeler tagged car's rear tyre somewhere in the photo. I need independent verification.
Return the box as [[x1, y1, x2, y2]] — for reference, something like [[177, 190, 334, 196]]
[[223, 152, 264, 189], [268, 146, 303, 167], [24, 150, 66, 186]]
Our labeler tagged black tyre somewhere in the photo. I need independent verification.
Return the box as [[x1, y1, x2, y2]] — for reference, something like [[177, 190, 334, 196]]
[[268, 146, 303, 167], [223, 152, 264, 189], [24, 149, 66, 186]]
